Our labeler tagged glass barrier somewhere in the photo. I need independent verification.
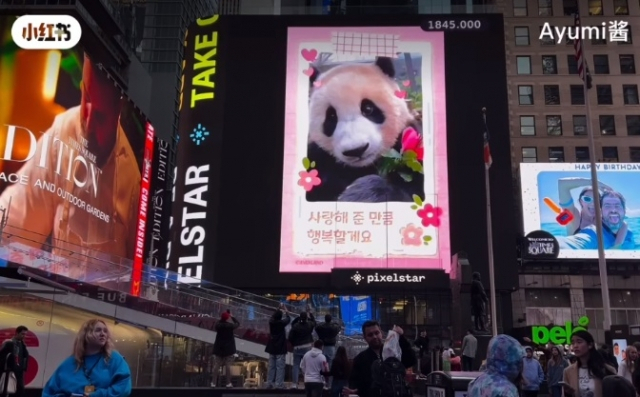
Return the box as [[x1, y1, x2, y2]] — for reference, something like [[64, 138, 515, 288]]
[[0, 288, 271, 388], [0, 226, 366, 352]]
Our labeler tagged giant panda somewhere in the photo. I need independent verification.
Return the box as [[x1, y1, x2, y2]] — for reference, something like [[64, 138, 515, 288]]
[[305, 56, 425, 203]]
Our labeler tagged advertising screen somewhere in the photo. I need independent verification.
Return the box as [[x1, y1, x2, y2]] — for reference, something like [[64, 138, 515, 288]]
[[280, 27, 449, 272], [339, 295, 372, 336], [0, 16, 147, 281], [613, 338, 627, 366], [175, 14, 515, 289], [144, 137, 170, 269], [520, 163, 640, 259]]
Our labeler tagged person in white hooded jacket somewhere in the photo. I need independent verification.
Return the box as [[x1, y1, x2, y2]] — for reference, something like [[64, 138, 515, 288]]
[[300, 340, 329, 397]]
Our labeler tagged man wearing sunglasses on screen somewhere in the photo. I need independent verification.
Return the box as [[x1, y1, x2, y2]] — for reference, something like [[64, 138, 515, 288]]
[[557, 190, 636, 250], [557, 177, 613, 236]]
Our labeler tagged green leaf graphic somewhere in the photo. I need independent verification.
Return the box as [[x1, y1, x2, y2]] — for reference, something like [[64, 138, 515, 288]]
[[423, 235, 432, 242], [302, 157, 310, 170], [411, 205, 418, 210], [412, 194, 423, 207], [310, 161, 316, 168], [399, 172, 413, 182], [402, 150, 418, 160], [382, 149, 402, 159], [406, 159, 423, 173]]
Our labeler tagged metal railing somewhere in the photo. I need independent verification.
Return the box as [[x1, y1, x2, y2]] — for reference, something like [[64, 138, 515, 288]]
[[0, 225, 366, 351], [0, 225, 295, 318]]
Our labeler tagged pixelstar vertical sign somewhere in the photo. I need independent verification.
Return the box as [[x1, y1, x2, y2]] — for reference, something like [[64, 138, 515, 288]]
[[170, 15, 226, 282]]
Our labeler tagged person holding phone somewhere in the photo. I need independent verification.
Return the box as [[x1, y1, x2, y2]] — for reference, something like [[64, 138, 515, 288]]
[[265, 303, 291, 389], [211, 310, 240, 387], [546, 346, 568, 397], [561, 330, 615, 397], [42, 319, 131, 397]]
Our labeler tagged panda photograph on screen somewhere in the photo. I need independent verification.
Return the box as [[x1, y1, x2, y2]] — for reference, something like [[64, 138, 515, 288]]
[[305, 55, 426, 203]]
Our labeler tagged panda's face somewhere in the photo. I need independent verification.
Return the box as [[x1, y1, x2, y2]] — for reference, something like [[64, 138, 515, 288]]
[[308, 63, 413, 167]]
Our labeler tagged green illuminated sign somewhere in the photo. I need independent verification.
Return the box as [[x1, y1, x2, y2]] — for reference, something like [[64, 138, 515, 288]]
[[531, 316, 590, 345]]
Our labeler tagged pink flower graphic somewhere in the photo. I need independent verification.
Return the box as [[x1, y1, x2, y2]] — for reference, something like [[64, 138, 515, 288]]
[[417, 204, 443, 227], [400, 224, 423, 246], [401, 127, 424, 161], [298, 169, 321, 191]]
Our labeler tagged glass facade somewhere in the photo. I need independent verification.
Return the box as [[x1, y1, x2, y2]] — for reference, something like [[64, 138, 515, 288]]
[[0, 290, 267, 389], [269, 292, 452, 342]]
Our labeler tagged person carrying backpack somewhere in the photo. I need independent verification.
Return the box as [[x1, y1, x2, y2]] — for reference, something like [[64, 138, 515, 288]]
[[371, 329, 412, 397], [343, 322, 415, 397]]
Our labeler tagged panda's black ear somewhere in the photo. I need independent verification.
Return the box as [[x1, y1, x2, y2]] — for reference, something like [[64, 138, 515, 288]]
[[309, 65, 320, 87], [374, 57, 395, 78]]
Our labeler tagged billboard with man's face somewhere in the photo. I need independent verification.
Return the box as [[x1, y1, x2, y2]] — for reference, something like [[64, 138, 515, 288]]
[[0, 16, 151, 282], [520, 163, 640, 259]]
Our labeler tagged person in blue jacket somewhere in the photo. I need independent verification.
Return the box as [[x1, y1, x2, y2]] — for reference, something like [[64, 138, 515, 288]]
[[521, 346, 545, 397], [467, 334, 525, 397], [43, 319, 131, 397]]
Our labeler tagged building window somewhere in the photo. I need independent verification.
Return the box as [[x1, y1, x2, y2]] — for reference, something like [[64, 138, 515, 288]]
[[620, 55, 636, 74], [519, 85, 534, 105], [593, 55, 610, 74], [522, 147, 538, 162], [515, 27, 530, 45], [542, 55, 558, 74], [596, 85, 613, 105], [599, 115, 616, 135], [630, 147, 640, 162], [544, 85, 560, 105], [549, 147, 565, 162], [538, 0, 553, 15], [520, 116, 536, 136], [525, 289, 571, 307], [627, 115, 640, 135], [547, 115, 562, 135], [584, 290, 603, 307], [602, 147, 619, 162], [566, 35, 574, 46], [588, 0, 603, 15], [592, 36, 606, 45], [614, 0, 629, 15], [540, 26, 555, 45], [571, 85, 585, 105], [567, 55, 578, 74], [563, 0, 578, 15], [623, 85, 639, 105], [618, 26, 633, 45], [573, 115, 587, 135], [514, 0, 527, 16], [517, 56, 532, 74], [576, 147, 590, 162]]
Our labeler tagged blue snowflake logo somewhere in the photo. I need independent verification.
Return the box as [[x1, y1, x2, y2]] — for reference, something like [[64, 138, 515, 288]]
[[190, 124, 210, 145]]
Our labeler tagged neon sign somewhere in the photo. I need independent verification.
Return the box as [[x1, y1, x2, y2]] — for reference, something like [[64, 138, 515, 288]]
[[531, 316, 590, 345]]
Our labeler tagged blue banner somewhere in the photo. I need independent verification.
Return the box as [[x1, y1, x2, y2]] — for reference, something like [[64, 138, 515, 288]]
[[340, 296, 371, 336]]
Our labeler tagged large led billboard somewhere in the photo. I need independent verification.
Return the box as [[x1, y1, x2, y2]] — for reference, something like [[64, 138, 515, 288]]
[[175, 14, 516, 289], [520, 163, 640, 259], [0, 16, 151, 281], [280, 27, 449, 272]]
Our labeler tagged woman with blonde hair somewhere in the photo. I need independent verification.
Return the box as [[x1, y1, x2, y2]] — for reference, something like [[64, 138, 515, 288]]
[[618, 345, 637, 383], [43, 319, 131, 397]]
